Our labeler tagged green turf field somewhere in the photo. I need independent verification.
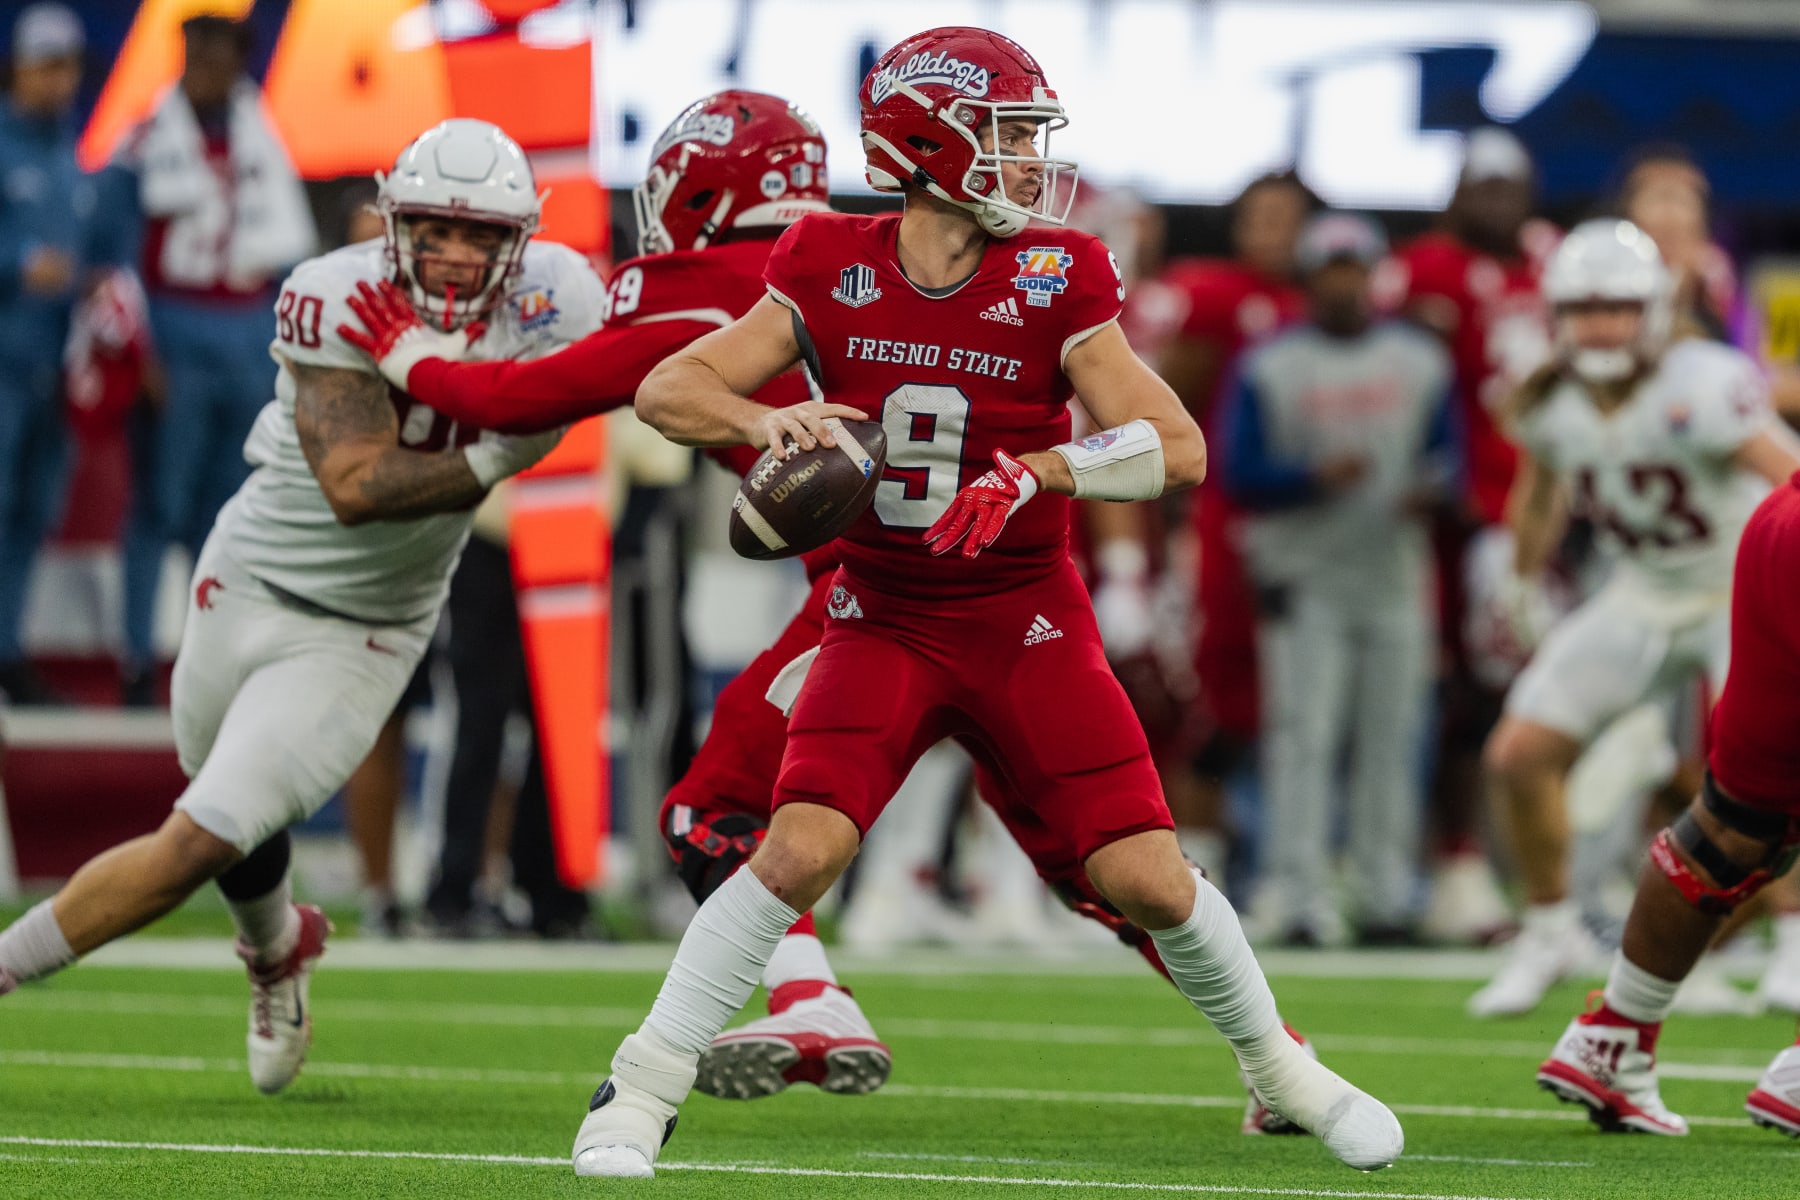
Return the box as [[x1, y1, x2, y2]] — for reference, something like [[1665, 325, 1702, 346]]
[[1, 940, 1795, 1199]]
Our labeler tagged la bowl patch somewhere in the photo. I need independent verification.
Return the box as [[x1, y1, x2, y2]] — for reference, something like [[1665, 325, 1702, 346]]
[[1013, 247, 1073, 308], [513, 287, 560, 333]]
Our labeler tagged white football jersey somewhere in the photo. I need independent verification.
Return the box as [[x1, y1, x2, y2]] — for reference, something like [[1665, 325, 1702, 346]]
[[213, 238, 604, 624], [1516, 338, 1773, 603]]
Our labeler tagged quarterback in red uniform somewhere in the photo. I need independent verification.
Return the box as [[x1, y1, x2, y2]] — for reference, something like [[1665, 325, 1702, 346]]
[[568, 27, 1401, 1180], [1536, 475, 1800, 1137], [341, 89, 1322, 1124]]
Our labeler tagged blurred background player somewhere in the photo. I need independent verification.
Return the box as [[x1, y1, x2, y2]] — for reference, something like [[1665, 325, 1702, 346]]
[[114, 14, 314, 706], [1470, 219, 1800, 1018], [0, 119, 600, 1096], [1223, 212, 1458, 946], [572, 26, 1400, 1179], [0, 3, 133, 705], [1156, 170, 1314, 888], [1536, 469, 1800, 1137], [1390, 127, 1558, 944]]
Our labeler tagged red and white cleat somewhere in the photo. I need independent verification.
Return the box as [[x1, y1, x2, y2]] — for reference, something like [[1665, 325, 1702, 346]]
[[1242, 1024, 1315, 1135], [1746, 1041, 1800, 1137], [239, 904, 332, 1095], [1536, 997, 1687, 1135], [695, 980, 891, 1100]]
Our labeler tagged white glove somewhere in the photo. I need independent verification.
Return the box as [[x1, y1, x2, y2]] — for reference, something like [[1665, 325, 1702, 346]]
[[1494, 570, 1556, 652], [463, 427, 566, 488], [1092, 540, 1155, 658]]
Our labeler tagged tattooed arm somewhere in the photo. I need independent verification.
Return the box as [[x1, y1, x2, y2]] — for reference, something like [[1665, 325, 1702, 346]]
[[292, 360, 487, 526]]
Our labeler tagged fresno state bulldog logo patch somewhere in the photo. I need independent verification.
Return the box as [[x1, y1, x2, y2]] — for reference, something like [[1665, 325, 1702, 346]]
[[1013, 247, 1074, 308]]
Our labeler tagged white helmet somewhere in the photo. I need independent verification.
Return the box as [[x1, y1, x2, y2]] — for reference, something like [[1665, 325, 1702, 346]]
[[1543, 218, 1672, 383], [377, 119, 544, 330]]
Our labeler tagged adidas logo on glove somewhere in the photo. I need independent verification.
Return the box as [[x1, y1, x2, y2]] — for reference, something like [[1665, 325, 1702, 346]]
[[1023, 614, 1064, 645]]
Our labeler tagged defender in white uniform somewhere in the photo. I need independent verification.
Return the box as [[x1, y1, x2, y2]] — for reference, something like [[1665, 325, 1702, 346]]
[[1469, 220, 1800, 1017], [0, 120, 603, 1094]]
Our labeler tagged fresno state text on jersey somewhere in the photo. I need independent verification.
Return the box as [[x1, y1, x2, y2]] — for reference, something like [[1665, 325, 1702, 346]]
[[764, 212, 1122, 599]]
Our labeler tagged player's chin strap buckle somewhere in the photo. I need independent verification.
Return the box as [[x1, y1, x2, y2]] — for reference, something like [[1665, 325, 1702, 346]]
[[1647, 829, 1770, 916]]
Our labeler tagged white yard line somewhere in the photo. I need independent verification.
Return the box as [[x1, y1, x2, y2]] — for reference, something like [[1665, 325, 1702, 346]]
[[0, 1136, 1548, 1199], [8, 989, 1776, 1073], [76, 938, 1698, 983], [0, 1050, 1751, 1127]]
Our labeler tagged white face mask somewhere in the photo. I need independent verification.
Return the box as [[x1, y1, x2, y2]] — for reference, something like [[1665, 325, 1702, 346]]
[[1571, 346, 1637, 383]]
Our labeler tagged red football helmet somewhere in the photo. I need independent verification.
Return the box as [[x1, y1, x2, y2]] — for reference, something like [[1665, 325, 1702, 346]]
[[860, 26, 1077, 238], [633, 90, 830, 257]]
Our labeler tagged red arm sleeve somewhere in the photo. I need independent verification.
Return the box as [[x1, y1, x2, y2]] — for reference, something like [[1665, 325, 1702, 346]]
[[403, 318, 718, 434]]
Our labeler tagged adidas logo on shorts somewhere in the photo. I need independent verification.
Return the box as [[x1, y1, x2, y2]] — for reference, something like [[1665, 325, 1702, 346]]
[[1023, 614, 1064, 645], [980, 297, 1026, 326]]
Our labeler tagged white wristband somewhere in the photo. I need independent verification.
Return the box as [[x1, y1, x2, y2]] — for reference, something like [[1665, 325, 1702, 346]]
[[1050, 418, 1165, 501]]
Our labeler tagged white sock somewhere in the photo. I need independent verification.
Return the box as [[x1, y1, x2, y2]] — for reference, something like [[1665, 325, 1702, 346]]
[[227, 878, 300, 967], [763, 933, 836, 990], [645, 867, 799, 1055], [0, 900, 76, 985], [1146, 869, 1283, 1058], [1522, 899, 1578, 937], [1603, 954, 1680, 1025]]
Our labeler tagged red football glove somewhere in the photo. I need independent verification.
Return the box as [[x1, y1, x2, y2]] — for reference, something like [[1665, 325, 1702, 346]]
[[337, 280, 484, 391], [923, 449, 1040, 559]]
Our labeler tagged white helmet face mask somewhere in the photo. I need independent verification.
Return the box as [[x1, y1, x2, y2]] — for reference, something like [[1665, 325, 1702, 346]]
[[377, 119, 545, 330], [1543, 218, 1673, 385]]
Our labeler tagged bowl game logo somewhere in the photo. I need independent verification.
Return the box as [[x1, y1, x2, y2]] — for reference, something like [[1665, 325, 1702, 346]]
[[1013, 247, 1074, 308], [869, 51, 992, 104], [512, 288, 560, 333]]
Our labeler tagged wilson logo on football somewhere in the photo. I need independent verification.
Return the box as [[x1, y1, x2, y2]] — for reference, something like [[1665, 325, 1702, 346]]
[[868, 50, 992, 104], [1013, 247, 1074, 308], [980, 297, 1025, 326], [832, 263, 882, 308]]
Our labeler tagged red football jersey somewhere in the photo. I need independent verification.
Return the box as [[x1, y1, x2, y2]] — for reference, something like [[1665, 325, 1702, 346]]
[[1164, 258, 1306, 425], [1391, 227, 1556, 524], [764, 212, 1124, 600]]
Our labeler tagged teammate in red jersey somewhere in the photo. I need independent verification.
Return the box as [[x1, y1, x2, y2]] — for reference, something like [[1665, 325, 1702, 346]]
[[345, 90, 1325, 1132], [1389, 128, 1559, 942], [567, 26, 1401, 1180], [1536, 474, 1800, 1137]]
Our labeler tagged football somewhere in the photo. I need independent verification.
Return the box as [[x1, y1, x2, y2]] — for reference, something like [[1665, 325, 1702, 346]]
[[728, 418, 888, 560]]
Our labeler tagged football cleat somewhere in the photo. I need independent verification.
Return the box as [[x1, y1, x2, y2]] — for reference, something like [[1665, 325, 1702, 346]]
[[572, 1079, 677, 1178], [1239, 1029, 1404, 1170], [1241, 1024, 1315, 1135], [240, 904, 332, 1095], [572, 1027, 697, 1179], [1536, 998, 1688, 1135], [1746, 1041, 1800, 1137], [695, 981, 891, 1100], [1468, 919, 1597, 1018]]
